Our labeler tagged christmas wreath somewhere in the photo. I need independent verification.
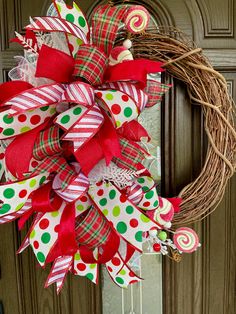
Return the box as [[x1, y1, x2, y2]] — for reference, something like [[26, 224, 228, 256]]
[[0, 0, 235, 293]]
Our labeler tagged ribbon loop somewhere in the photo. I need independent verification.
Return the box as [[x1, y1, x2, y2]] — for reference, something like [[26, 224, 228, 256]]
[[76, 207, 112, 249], [33, 125, 62, 160], [73, 45, 108, 85]]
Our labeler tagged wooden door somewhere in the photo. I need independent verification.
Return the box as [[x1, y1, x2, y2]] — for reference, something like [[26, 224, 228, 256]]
[[0, 1, 235, 314]]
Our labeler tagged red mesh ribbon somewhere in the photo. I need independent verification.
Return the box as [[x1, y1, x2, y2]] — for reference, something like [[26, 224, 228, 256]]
[[33, 126, 62, 160], [75, 207, 112, 249], [92, 5, 127, 55], [73, 45, 108, 86]]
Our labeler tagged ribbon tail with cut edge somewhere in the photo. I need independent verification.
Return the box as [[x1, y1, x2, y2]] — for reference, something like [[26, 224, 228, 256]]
[[45, 255, 73, 294], [145, 80, 171, 108], [17, 212, 44, 254], [105, 251, 142, 288], [105, 60, 165, 89]]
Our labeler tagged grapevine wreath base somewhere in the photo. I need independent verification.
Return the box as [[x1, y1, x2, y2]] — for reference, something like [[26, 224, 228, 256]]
[[132, 28, 236, 224], [0, 0, 234, 293]]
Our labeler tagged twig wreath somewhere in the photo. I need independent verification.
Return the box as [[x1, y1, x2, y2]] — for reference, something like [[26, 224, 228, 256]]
[[132, 27, 236, 224], [0, 0, 235, 293]]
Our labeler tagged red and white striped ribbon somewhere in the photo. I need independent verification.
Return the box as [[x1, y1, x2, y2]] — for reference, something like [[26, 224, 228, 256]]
[[99, 82, 149, 111], [62, 82, 94, 107], [0, 199, 32, 224], [26, 16, 88, 44], [64, 103, 104, 152], [17, 212, 44, 254], [6, 82, 95, 116], [45, 255, 73, 294], [54, 172, 89, 202], [127, 182, 144, 205], [6, 83, 65, 115]]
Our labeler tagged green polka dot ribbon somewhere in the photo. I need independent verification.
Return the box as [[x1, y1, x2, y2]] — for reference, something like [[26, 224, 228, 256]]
[[55, 0, 89, 55], [73, 251, 98, 284], [105, 251, 141, 288], [88, 182, 161, 251], [0, 174, 49, 217], [95, 89, 138, 128], [135, 176, 159, 210], [0, 106, 57, 140]]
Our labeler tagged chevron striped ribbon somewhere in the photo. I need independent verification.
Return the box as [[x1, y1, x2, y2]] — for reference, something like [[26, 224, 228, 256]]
[[99, 82, 149, 111], [54, 172, 89, 202], [6, 83, 65, 115], [62, 82, 94, 107], [26, 16, 88, 44], [63, 103, 104, 153], [45, 255, 73, 294]]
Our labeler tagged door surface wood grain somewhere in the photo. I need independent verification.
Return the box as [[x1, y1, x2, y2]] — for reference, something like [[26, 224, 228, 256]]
[[0, 1, 235, 314]]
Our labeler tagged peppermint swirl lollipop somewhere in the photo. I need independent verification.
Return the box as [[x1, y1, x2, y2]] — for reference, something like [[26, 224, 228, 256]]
[[173, 227, 199, 253], [124, 5, 150, 34]]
